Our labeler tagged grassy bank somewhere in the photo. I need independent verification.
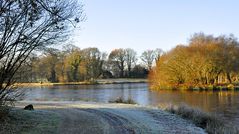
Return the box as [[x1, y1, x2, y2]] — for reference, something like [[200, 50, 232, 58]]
[[163, 104, 239, 134], [0, 108, 60, 134], [150, 83, 239, 91], [15, 78, 147, 87]]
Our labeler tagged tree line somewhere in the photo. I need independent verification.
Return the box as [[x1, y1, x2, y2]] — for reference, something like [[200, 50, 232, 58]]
[[16, 45, 162, 83], [150, 33, 239, 90]]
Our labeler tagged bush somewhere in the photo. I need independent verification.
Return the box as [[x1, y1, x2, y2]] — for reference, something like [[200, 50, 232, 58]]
[[166, 104, 239, 134]]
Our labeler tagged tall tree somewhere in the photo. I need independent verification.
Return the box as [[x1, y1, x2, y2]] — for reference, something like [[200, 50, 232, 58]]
[[154, 48, 164, 61], [140, 50, 155, 70], [125, 48, 137, 77], [82, 48, 106, 80], [0, 0, 83, 105], [55, 51, 67, 82], [108, 49, 126, 78], [41, 48, 60, 82], [64, 48, 82, 82]]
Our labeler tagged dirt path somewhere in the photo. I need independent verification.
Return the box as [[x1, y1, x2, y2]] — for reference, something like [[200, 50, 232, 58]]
[[17, 101, 206, 134]]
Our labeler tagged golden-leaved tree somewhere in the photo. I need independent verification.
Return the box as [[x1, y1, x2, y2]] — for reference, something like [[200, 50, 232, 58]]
[[150, 33, 239, 90]]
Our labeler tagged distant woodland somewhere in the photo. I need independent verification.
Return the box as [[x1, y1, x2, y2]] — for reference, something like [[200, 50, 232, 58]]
[[15, 46, 162, 83], [150, 33, 239, 90]]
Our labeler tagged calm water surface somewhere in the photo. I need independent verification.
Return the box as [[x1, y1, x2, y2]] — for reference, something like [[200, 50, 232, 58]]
[[22, 83, 239, 125]]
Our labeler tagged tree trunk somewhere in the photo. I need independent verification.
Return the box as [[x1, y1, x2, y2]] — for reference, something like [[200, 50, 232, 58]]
[[128, 65, 131, 77], [227, 72, 232, 83], [120, 61, 124, 78], [120, 68, 124, 78]]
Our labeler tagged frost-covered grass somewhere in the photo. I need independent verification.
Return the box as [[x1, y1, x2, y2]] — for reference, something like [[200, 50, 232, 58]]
[[14, 101, 206, 133], [0, 108, 60, 134], [165, 104, 239, 134], [0, 106, 10, 120], [109, 97, 137, 104]]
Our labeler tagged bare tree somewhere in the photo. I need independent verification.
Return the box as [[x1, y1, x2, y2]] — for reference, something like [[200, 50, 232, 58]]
[[0, 0, 84, 106], [154, 48, 164, 61], [140, 50, 155, 70], [140, 49, 163, 70], [125, 48, 137, 77], [108, 49, 126, 78]]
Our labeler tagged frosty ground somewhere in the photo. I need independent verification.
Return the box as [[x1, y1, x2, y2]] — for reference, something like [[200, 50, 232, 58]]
[[2, 101, 206, 134]]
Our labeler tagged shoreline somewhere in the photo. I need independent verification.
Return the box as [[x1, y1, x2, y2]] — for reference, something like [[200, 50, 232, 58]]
[[150, 84, 239, 91], [14, 79, 148, 87]]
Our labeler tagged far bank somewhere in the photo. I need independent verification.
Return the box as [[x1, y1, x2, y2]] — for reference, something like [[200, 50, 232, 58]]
[[14, 78, 148, 87]]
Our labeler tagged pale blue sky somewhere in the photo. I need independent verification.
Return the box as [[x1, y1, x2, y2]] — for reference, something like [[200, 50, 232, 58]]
[[72, 0, 239, 53]]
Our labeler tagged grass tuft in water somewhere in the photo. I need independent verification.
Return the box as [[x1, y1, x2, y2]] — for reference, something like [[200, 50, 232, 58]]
[[109, 97, 136, 104]]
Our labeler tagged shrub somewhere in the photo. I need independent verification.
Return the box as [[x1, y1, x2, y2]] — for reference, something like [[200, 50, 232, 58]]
[[165, 104, 239, 134]]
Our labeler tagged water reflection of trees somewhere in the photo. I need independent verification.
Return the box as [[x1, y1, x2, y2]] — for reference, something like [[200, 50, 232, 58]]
[[154, 91, 238, 113]]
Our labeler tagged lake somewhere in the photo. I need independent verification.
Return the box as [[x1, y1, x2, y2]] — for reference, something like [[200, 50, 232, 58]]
[[22, 83, 239, 126]]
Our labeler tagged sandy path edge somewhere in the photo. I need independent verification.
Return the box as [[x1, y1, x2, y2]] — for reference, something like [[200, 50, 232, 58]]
[[16, 101, 206, 134]]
